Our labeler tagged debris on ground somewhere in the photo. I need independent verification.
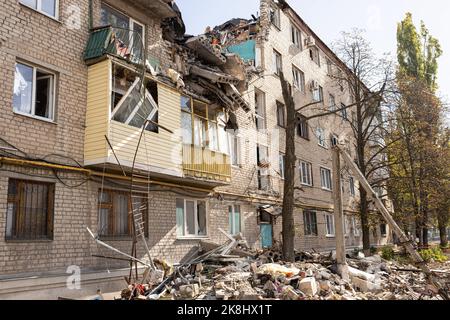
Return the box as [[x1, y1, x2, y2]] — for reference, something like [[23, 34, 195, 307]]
[[116, 234, 450, 301]]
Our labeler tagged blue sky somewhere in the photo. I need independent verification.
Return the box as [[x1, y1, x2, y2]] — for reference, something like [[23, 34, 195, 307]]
[[176, 0, 450, 101]]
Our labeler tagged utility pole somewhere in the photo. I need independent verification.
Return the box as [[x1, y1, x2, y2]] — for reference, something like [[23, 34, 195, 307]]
[[332, 146, 349, 280]]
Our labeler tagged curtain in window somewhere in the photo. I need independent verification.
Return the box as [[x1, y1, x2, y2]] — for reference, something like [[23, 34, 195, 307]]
[[13, 63, 33, 114], [197, 201, 207, 236], [185, 200, 195, 235]]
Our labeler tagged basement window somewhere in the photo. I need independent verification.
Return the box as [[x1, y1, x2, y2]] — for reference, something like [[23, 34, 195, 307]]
[[176, 199, 207, 238], [98, 190, 148, 238], [13, 61, 56, 121], [20, 0, 59, 19], [111, 65, 159, 133], [6, 179, 54, 241]]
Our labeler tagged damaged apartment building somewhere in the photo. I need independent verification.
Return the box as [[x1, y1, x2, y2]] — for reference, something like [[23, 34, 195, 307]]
[[0, 0, 391, 299]]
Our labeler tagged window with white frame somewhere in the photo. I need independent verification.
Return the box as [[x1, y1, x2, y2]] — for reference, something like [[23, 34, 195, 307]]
[[13, 61, 56, 121], [313, 85, 323, 102], [229, 131, 241, 166], [299, 161, 313, 186], [325, 213, 335, 237], [349, 177, 356, 196], [326, 58, 333, 75], [320, 167, 332, 190], [100, 3, 145, 63], [257, 144, 270, 190], [316, 128, 326, 147], [291, 24, 302, 49], [229, 205, 241, 235], [292, 65, 305, 92], [20, 0, 59, 19], [176, 199, 207, 237], [279, 153, 285, 179], [273, 49, 283, 76], [255, 90, 266, 130]]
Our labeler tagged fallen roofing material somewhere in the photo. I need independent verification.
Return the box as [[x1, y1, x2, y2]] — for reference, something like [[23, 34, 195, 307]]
[[189, 65, 240, 85]]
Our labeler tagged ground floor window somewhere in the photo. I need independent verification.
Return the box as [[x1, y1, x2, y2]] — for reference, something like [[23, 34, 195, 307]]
[[98, 190, 148, 237], [228, 205, 241, 235], [380, 223, 387, 237], [6, 179, 54, 240], [176, 199, 207, 237], [303, 210, 318, 236], [325, 213, 335, 237]]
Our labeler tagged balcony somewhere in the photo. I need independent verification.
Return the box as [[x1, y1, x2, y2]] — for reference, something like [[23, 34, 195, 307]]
[[182, 145, 231, 183]]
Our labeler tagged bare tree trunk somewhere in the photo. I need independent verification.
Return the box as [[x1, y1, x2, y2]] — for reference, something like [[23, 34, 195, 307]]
[[438, 212, 449, 248], [280, 73, 296, 262]]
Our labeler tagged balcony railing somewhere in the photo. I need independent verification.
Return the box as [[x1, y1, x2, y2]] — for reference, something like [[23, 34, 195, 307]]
[[182, 144, 231, 183]]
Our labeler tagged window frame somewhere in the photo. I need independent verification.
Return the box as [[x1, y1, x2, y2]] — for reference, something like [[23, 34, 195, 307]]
[[303, 210, 318, 236], [291, 24, 302, 49], [255, 89, 267, 130], [20, 0, 60, 20], [229, 130, 241, 167], [97, 189, 148, 239], [273, 49, 283, 76], [292, 65, 305, 92], [352, 216, 360, 237], [329, 94, 336, 112], [320, 167, 332, 191], [325, 213, 335, 237], [13, 61, 56, 122], [276, 101, 286, 128], [5, 179, 55, 241], [380, 223, 387, 237], [270, 6, 281, 29], [316, 127, 326, 148], [297, 114, 309, 140], [228, 204, 241, 235], [279, 153, 285, 180], [299, 160, 313, 186], [341, 103, 348, 120], [349, 177, 356, 196], [176, 198, 209, 239]]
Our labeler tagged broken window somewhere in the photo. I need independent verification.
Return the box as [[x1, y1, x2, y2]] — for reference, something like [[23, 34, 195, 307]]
[[272, 49, 283, 76], [325, 213, 335, 236], [100, 3, 145, 63], [98, 190, 148, 238], [111, 64, 159, 133], [20, 0, 58, 19], [320, 167, 332, 191], [13, 62, 55, 121], [270, 6, 281, 29], [6, 179, 54, 241], [229, 205, 241, 235], [331, 134, 339, 147], [297, 114, 309, 139], [255, 90, 266, 130], [176, 199, 207, 237], [303, 210, 318, 236], [276, 101, 285, 128], [380, 223, 387, 237], [299, 161, 313, 186], [257, 144, 270, 190], [292, 65, 305, 92], [291, 24, 302, 49], [309, 47, 320, 66]]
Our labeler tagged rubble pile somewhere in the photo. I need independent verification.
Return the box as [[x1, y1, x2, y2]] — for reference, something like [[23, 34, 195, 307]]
[[117, 235, 450, 301]]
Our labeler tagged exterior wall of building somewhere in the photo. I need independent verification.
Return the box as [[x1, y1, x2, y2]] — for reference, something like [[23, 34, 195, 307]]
[[0, 0, 392, 296]]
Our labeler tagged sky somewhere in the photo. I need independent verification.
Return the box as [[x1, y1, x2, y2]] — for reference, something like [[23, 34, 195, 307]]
[[176, 0, 450, 101]]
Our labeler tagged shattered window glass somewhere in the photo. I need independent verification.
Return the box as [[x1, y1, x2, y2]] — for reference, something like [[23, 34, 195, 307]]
[[111, 70, 159, 132]]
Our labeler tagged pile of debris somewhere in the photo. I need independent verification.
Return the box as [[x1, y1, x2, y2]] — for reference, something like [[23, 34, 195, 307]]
[[116, 232, 449, 301]]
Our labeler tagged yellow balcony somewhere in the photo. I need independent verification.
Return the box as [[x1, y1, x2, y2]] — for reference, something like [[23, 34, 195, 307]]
[[182, 145, 231, 183]]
